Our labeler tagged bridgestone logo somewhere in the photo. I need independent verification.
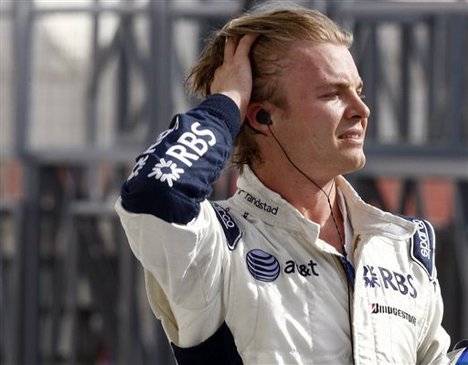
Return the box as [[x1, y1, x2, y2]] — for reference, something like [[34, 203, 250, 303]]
[[371, 303, 417, 326]]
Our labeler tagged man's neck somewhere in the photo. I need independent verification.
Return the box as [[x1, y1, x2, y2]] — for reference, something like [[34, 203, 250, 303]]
[[252, 164, 345, 252], [295, 184, 345, 253]]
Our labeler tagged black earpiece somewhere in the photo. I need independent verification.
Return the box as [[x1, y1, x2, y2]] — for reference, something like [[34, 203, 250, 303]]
[[256, 109, 272, 125]]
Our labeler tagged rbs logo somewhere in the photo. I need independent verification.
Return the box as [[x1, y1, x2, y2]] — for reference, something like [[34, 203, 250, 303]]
[[166, 122, 216, 167], [146, 121, 217, 187], [363, 265, 417, 298]]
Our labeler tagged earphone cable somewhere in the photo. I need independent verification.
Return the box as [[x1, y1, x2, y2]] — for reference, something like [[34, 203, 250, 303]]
[[267, 125, 344, 245]]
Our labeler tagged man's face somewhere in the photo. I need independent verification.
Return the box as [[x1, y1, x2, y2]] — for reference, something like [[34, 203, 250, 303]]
[[270, 41, 370, 181]]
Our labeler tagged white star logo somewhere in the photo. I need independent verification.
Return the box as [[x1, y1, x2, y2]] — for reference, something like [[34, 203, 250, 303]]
[[148, 158, 184, 187]]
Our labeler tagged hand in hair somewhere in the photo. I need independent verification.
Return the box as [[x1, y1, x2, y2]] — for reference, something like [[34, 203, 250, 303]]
[[210, 34, 258, 123]]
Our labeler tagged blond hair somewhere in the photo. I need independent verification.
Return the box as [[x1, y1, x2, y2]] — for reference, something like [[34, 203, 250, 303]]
[[186, 5, 353, 170]]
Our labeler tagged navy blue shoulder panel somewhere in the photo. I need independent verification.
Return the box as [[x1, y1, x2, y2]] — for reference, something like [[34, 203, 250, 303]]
[[210, 202, 242, 251], [171, 322, 243, 365], [400, 216, 436, 281]]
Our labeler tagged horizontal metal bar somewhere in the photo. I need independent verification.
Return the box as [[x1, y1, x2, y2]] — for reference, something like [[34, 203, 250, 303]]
[[364, 144, 468, 158], [338, 1, 468, 17], [356, 155, 468, 179], [28, 147, 140, 165], [70, 201, 117, 217], [30, 2, 149, 16], [169, 1, 241, 19], [28, 1, 241, 18], [27, 1, 468, 17]]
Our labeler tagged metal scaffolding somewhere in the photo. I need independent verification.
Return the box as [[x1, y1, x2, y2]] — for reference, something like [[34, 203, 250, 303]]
[[0, 0, 467, 364]]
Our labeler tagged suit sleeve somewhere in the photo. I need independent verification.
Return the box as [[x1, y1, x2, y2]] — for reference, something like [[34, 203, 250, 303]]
[[416, 276, 451, 364], [120, 93, 240, 223], [115, 94, 240, 347], [403, 217, 451, 364], [412, 219, 450, 364]]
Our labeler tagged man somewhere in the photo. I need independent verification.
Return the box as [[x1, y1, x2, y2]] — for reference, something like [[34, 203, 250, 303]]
[[116, 5, 466, 365]]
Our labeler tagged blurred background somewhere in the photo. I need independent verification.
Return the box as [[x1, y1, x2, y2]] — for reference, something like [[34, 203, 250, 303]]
[[0, 0, 467, 364]]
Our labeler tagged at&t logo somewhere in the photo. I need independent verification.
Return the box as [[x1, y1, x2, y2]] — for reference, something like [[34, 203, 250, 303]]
[[246, 249, 280, 282]]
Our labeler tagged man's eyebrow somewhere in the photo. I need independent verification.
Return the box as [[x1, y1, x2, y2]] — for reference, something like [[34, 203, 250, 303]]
[[316, 79, 364, 90]]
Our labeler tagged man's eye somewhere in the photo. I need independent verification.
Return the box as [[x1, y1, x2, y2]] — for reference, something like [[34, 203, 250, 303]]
[[322, 92, 340, 99], [358, 93, 366, 100]]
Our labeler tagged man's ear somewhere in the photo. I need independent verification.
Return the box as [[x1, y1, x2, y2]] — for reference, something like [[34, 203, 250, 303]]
[[245, 102, 271, 136]]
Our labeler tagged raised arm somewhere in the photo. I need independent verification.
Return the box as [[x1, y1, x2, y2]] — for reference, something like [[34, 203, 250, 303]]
[[120, 35, 258, 224]]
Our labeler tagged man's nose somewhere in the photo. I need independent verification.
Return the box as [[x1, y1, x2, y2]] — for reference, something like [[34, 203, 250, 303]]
[[347, 93, 370, 120]]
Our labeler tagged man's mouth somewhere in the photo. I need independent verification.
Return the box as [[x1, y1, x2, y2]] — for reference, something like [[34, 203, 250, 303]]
[[338, 129, 363, 141]]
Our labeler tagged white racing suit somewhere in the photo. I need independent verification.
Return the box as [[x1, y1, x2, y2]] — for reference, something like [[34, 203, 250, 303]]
[[116, 94, 466, 364]]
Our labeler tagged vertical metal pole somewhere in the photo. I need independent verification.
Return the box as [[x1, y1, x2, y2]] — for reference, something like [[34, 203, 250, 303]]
[[86, 0, 100, 147], [147, 1, 173, 363], [85, 0, 102, 204], [18, 160, 41, 365], [116, 0, 132, 135], [62, 175, 79, 365], [115, 1, 134, 362], [368, 23, 379, 140], [117, 221, 136, 364], [400, 24, 411, 142], [148, 0, 172, 143], [427, 16, 446, 140], [12, 0, 40, 363], [453, 181, 468, 338], [12, 0, 32, 156], [398, 179, 424, 217], [446, 16, 466, 149], [0, 204, 22, 365]]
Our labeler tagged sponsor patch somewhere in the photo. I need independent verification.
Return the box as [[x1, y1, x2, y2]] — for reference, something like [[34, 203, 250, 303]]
[[284, 259, 319, 277], [371, 303, 417, 326], [401, 216, 436, 280], [237, 189, 279, 215], [363, 265, 417, 298], [246, 249, 280, 282], [147, 121, 217, 187], [211, 202, 241, 251], [147, 158, 184, 187]]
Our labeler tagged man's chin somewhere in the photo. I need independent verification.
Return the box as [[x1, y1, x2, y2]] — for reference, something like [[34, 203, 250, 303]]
[[342, 155, 366, 175], [356, 156, 367, 170]]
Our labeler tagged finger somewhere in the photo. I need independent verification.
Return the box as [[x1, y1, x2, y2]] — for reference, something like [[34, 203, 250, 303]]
[[223, 36, 240, 62], [233, 33, 259, 59]]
